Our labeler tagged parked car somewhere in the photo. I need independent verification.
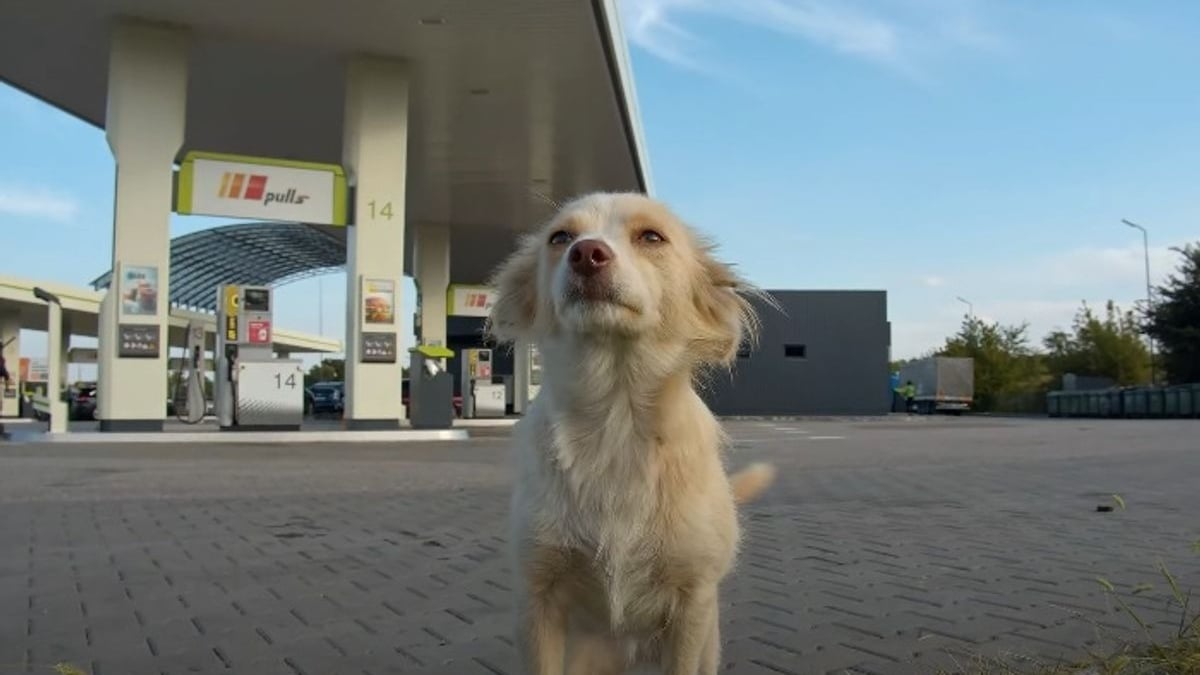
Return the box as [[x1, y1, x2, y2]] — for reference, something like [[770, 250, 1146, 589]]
[[306, 381, 344, 415], [68, 383, 98, 421]]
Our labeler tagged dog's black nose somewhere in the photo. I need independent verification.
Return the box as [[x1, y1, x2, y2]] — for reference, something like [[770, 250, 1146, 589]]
[[568, 239, 613, 277]]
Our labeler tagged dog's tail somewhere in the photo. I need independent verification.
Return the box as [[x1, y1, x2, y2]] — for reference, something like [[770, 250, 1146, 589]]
[[730, 463, 776, 505]]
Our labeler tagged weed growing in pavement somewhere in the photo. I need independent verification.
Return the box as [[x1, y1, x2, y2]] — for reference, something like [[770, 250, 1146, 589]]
[[937, 496, 1200, 675]]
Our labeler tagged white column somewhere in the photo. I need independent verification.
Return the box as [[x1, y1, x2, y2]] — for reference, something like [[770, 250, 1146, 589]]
[[513, 338, 530, 415], [97, 21, 188, 432], [45, 303, 67, 434], [415, 223, 450, 348], [341, 56, 409, 429], [0, 313, 19, 419], [59, 320, 71, 391]]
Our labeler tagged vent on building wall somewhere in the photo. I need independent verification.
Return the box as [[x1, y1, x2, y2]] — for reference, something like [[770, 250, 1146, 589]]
[[784, 344, 807, 359]]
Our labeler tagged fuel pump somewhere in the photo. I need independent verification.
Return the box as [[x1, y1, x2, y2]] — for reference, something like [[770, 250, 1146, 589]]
[[173, 321, 208, 424], [214, 284, 305, 430], [460, 347, 506, 418]]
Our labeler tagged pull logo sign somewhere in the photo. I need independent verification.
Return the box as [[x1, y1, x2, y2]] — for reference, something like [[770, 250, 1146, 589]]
[[463, 292, 492, 309], [218, 172, 309, 206]]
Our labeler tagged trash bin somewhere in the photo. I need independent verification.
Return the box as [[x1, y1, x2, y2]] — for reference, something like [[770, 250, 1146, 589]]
[[407, 345, 456, 430], [1122, 388, 1143, 418], [1147, 387, 1166, 418], [1164, 387, 1181, 418], [1047, 391, 1062, 417], [1183, 384, 1200, 418], [1070, 389, 1089, 415]]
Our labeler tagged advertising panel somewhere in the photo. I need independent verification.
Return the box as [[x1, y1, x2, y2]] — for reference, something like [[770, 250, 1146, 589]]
[[119, 264, 160, 316], [363, 278, 396, 325]]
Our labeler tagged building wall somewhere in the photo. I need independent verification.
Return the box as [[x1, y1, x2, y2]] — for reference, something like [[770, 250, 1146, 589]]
[[702, 290, 891, 416]]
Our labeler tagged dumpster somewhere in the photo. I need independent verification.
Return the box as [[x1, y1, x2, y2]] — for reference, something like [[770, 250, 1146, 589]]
[[1122, 388, 1145, 418], [1147, 387, 1166, 418], [1164, 387, 1181, 418], [1047, 391, 1062, 417], [1106, 389, 1124, 418], [1065, 392, 1080, 417], [1177, 386, 1193, 418], [1187, 384, 1200, 418]]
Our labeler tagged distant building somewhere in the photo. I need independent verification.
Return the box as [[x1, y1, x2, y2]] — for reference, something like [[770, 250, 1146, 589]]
[[702, 290, 891, 416]]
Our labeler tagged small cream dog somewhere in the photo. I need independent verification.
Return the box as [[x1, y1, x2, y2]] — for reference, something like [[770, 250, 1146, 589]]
[[486, 192, 775, 675]]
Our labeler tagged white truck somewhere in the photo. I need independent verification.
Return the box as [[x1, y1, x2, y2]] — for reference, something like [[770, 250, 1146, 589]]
[[898, 356, 974, 415]]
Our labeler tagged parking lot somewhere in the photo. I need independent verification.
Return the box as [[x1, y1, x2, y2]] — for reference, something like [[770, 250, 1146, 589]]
[[1, 416, 1198, 674]]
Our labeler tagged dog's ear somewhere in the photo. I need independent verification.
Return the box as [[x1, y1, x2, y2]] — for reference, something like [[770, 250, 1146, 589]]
[[690, 243, 764, 367], [485, 234, 541, 344]]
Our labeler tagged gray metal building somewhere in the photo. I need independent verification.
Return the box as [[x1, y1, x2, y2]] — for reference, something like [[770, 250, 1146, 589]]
[[702, 290, 891, 416]]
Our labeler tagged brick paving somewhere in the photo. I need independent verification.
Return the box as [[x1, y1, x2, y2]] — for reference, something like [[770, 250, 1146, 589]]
[[1, 417, 1198, 674]]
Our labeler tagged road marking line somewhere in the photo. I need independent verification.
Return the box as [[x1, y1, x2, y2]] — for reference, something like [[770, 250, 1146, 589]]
[[807, 435, 845, 440]]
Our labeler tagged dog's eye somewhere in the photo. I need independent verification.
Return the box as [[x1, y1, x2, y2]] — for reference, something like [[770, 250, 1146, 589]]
[[548, 230, 574, 245], [638, 230, 667, 244]]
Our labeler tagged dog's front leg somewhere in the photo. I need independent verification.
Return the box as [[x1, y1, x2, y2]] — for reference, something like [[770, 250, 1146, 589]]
[[662, 588, 719, 675], [517, 591, 567, 675], [517, 547, 571, 675]]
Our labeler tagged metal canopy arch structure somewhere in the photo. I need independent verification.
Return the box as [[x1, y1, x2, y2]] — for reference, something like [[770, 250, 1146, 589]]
[[90, 222, 346, 313]]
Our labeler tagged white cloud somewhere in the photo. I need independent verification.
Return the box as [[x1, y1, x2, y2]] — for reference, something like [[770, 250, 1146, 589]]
[[920, 275, 945, 287], [622, 0, 707, 69], [0, 184, 78, 222], [619, 0, 1007, 80]]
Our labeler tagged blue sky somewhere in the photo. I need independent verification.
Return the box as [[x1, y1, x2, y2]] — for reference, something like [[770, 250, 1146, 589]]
[[3, 0, 1200, 366]]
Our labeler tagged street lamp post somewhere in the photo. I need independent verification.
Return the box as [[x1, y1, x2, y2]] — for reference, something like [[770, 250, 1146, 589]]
[[956, 296, 974, 320], [1121, 219, 1156, 385]]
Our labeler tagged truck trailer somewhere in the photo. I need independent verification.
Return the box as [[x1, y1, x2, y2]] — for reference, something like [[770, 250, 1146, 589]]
[[898, 356, 974, 414]]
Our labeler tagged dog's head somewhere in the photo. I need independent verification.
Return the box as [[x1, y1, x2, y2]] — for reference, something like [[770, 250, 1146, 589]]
[[486, 192, 762, 368]]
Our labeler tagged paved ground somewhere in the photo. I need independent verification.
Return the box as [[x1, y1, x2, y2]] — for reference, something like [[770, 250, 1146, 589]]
[[1, 416, 1198, 675]]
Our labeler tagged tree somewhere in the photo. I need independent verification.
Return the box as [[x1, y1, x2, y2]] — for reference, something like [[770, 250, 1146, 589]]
[[938, 316, 1046, 411], [1043, 301, 1150, 386], [1145, 243, 1200, 384], [305, 358, 345, 388]]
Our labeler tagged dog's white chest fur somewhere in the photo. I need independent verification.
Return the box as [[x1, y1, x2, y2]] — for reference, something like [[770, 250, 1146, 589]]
[[515, 400, 667, 627]]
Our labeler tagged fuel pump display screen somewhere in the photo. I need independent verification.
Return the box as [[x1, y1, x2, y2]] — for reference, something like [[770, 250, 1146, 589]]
[[243, 288, 270, 312]]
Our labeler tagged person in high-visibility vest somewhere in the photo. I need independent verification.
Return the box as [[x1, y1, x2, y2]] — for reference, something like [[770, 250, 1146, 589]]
[[895, 380, 916, 414]]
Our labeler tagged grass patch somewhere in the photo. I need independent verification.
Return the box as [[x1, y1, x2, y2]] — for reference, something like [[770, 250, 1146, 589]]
[[938, 634, 1200, 674], [940, 508, 1200, 675]]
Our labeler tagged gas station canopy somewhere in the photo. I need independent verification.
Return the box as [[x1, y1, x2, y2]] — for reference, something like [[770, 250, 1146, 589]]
[[0, 0, 652, 432], [90, 222, 346, 312], [0, 0, 651, 282]]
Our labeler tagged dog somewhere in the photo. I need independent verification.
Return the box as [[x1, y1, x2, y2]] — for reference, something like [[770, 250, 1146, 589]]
[[486, 192, 776, 675]]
